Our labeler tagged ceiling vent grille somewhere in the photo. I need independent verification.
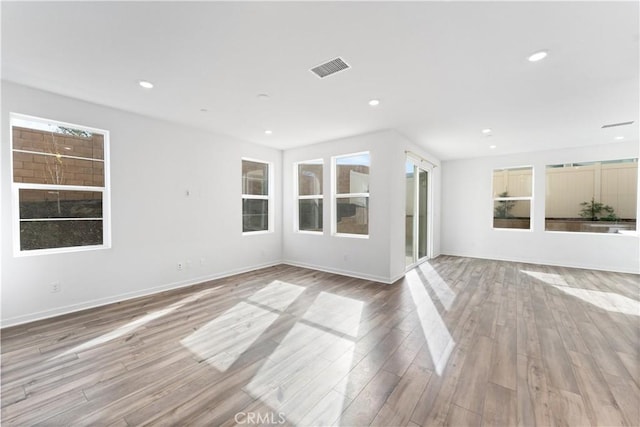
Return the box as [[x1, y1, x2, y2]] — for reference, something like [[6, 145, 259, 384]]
[[601, 121, 634, 128], [310, 57, 350, 78]]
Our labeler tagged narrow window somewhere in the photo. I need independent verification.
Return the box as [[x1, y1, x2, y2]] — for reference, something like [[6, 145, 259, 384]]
[[296, 160, 323, 233], [545, 159, 637, 233], [492, 166, 533, 230], [11, 114, 110, 254], [333, 152, 370, 236], [242, 159, 272, 233]]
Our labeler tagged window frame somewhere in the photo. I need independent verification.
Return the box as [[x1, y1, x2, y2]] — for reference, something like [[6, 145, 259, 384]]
[[331, 151, 371, 239], [544, 158, 638, 234], [10, 113, 111, 256], [491, 165, 534, 231], [294, 159, 324, 234], [241, 157, 274, 235]]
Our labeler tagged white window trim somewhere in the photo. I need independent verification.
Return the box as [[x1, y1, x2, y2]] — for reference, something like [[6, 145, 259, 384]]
[[294, 159, 324, 235], [332, 151, 370, 238], [10, 113, 111, 257], [241, 157, 274, 235], [12, 148, 106, 163], [491, 165, 534, 231], [543, 159, 638, 235]]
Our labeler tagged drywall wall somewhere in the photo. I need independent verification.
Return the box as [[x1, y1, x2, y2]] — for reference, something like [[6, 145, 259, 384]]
[[282, 130, 441, 283], [1, 82, 282, 326], [441, 141, 640, 273]]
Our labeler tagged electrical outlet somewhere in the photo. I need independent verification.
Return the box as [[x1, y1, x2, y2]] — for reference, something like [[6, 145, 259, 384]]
[[177, 262, 184, 271], [50, 281, 61, 293]]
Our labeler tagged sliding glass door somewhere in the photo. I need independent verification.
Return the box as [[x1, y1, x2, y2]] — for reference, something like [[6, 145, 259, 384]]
[[406, 157, 431, 268]]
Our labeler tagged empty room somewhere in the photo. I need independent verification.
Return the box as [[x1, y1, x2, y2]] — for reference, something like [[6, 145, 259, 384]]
[[1, 1, 639, 426]]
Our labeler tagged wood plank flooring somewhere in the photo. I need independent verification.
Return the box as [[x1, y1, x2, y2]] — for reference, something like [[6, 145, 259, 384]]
[[1, 256, 638, 426]]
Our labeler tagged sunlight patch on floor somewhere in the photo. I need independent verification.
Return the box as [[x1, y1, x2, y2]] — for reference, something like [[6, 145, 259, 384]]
[[245, 292, 363, 425], [51, 286, 220, 360], [522, 270, 640, 316], [302, 292, 364, 337], [418, 263, 456, 311], [181, 301, 279, 370], [181, 280, 305, 371], [248, 280, 306, 312], [406, 269, 455, 376], [521, 270, 569, 286]]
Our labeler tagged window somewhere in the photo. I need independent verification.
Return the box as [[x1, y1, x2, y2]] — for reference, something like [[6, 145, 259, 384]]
[[492, 166, 533, 230], [545, 159, 637, 233], [295, 160, 323, 233], [10, 114, 110, 254], [242, 159, 272, 233], [333, 152, 370, 236]]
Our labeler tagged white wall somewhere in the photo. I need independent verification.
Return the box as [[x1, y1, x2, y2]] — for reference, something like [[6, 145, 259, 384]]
[[441, 141, 640, 273], [1, 82, 282, 326], [282, 130, 441, 283]]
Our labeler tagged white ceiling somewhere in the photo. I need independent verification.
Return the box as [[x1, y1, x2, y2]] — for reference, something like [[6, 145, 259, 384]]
[[2, 1, 638, 160]]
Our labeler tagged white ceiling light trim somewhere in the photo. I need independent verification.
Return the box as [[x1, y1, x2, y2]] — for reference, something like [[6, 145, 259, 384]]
[[527, 50, 548, 62], [368, 99, 380, 106], [138, 80, 154, 89]]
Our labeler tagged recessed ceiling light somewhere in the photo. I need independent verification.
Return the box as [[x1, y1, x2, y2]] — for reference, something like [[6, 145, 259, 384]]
[[368, 99, 380, 106], [200, 108, 208, 112], [615, 136, 625, 140], [482, 128, 492, 134], [527, 50, 548, 62], [264, 130, 273, 135], [489, 145, 497, 149], [138, 80, 154, 89], [257, 94, 270, 100]]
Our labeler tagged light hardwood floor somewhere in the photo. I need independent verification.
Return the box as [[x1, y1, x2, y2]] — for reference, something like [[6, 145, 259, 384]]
[[1, 256, 639, 426]]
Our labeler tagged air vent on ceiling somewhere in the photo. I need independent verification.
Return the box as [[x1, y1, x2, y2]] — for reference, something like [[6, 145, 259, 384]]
[[601, 121, 634, 128], [310, 57, 350, 78]]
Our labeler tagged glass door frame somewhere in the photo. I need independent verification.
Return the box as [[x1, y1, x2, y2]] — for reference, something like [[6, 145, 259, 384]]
[[405, 155, 434, 270]]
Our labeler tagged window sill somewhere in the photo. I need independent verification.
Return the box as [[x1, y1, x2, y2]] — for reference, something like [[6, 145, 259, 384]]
[[14, 244, 111, 257], [295, 230, 323, 235], [242, 230, 273, 236], [544, 230, 638, 236], [333, 233, 370, 239], [491, 227, 533, 232]]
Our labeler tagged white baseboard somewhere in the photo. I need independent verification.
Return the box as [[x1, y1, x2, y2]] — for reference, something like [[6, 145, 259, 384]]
[[438, 251, 640, 275], [282, 259, 397, 284], [1, 261, 281, 329], [2, 260, 413, 328]]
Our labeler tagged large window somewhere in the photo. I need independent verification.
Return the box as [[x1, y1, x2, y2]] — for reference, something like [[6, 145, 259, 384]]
[[242, 159, 272, 233], [295, 160, 323, 233], [545, 159, 637, 233], [333, 152, 370, 236], [11, 114, 110, 254], [492, 166, 533, 230]]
